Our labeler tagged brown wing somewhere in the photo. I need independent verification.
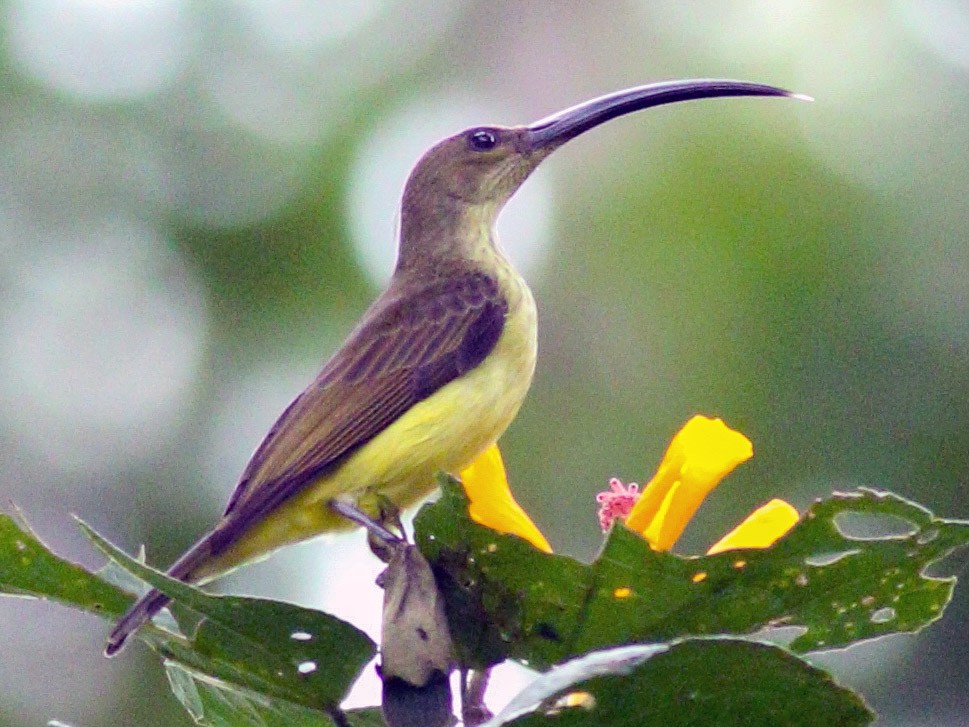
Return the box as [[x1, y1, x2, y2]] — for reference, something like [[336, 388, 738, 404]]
[[208, 267, 507, 552]]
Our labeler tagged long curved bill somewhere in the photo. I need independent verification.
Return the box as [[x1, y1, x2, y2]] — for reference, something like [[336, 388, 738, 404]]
[[525, 79, 809, 151]]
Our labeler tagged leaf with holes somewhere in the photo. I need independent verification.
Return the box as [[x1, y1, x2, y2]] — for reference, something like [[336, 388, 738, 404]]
[[79, 519, 376, 712], [415, 478, 969, 670], [3, 511, 383, 723]]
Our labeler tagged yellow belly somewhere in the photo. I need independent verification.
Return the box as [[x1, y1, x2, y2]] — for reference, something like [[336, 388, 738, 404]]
[[204, 277, 537, 577]]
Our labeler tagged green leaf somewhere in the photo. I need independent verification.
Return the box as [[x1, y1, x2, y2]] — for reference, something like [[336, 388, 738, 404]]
[[487, 639, 873, 727], [78, 519, 376, 712], [686, 488, 969, 653], [165, 661, 386, 727], [415, 478, 969, 669], [2, 510, 383, 722], [0, 512, 132, 618], [488, 643, 668, 723]]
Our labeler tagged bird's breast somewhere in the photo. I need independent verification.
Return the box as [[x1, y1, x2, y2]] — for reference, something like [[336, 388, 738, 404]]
[[338, 268, 537, 506]]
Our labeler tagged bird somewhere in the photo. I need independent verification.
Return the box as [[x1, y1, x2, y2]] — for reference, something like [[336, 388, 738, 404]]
[[105, 79, 801, 655]]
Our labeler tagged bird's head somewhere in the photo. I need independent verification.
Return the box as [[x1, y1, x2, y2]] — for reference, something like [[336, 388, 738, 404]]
[[397, 80, 807, 269], [403, 125, 548, 211]]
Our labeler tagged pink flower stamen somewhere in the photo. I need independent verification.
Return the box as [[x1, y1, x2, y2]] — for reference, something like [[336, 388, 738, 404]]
[[596, 477, 641, 532]]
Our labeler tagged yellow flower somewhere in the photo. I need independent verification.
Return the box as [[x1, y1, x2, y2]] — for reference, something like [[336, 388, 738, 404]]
[[706, 498, 800, 555], [459, 443, 552, 553], [625, 415, 753, 550], [459, 416, 797, 556]]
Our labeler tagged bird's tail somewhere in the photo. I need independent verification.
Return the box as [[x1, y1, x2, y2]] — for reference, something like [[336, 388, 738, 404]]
[[104, 533, 217, 657]]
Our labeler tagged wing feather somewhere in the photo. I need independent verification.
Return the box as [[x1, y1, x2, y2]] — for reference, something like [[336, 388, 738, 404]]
[[215, 268, 507, 549]]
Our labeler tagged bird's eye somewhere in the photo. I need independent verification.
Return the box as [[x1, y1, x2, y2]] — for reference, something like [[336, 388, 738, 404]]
[[468, 129, 498, 152]]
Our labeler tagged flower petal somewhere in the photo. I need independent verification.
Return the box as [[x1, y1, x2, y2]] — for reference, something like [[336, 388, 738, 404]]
[[640, 480, 683, 550], [625, 416, 753, 549], [460, 443, 552, 553], [706, 498, 799, 555]]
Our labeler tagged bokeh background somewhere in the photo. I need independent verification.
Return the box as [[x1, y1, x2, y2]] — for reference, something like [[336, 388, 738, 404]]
[[2, 1, 968, 725]]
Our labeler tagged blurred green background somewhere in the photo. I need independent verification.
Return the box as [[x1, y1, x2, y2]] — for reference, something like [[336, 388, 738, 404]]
[[2, 1, 968, 725]]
